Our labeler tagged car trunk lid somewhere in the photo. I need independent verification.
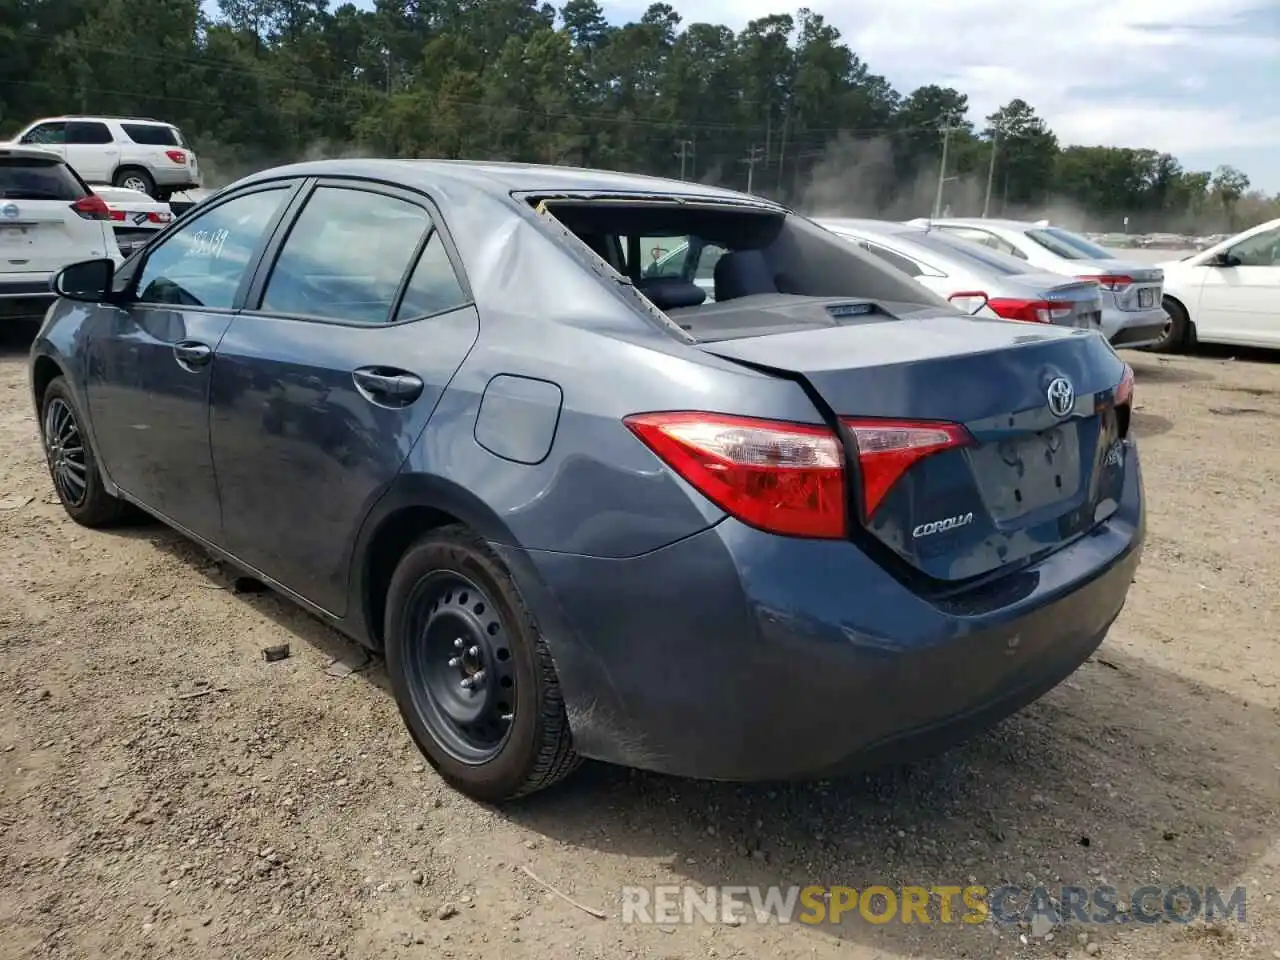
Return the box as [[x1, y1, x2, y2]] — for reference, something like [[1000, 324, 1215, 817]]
[[695, 300, 1130, 583], [1068, 257, 1163, 312]]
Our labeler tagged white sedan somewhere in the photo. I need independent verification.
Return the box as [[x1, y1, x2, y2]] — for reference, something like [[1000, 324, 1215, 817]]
[[1157, 217, 1280, 351]]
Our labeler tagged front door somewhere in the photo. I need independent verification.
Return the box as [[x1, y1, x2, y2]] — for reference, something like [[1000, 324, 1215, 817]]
[[209, 181, 478, 614], [84, 183, 297, 541], [1198, 225, 1280, 346]]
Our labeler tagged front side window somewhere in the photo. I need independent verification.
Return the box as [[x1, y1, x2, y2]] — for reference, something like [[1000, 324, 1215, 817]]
[[21, 122, 66, 146], [136, 187, 290, 309], [1228, 227, 1280, 267], [260, 187, 432, 324]]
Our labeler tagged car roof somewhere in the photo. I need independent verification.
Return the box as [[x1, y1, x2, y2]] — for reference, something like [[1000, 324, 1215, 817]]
[[0, 143, 68, 163], [27, 116, 168, 125], [818, 217, 922, 236], [927, 217, 1043, 231], [236, 158, 782, 207]]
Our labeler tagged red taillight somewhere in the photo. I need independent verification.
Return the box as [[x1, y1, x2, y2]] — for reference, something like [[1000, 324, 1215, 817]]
[[986, 298, 1073, 324], [842, 419, 972, 517], [108, 209, 126, 221], [70, 195, 111, 220], [1077, 274, 1133, 291], [623, 412, 846, 538], [1116, 363, 1134, 407], [165, 149, 187, 164], [149, 211, 173, 223]]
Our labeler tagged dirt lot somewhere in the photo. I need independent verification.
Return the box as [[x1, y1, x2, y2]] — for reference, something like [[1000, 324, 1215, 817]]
[[1, 325, 1278, 960]]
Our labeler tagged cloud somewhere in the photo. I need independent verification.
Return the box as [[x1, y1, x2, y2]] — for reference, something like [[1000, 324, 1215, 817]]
[[602, 0, 1280, 189]]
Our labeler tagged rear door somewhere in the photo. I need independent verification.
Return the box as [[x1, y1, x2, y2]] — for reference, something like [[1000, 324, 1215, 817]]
[[84, 182, 300, 541], [0, 150, 113, 275], [63, 120, 117, 184], [209, 180, 479, 614]]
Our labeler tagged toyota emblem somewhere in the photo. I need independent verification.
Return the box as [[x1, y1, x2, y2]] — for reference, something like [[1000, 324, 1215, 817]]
[[1, 202, 18, 220], [1046, 377, 1075, 418]]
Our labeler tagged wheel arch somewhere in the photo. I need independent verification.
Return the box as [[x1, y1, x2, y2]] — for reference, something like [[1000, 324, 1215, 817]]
[[352, 472, 523, 651], [31, 354, 65, 413]]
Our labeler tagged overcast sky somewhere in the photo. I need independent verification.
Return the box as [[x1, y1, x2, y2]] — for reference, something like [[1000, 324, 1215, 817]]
[[602, 0, 1280, 192]]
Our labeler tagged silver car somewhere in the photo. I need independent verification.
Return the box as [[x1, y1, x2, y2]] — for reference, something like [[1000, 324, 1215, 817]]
[[910, 218, 1166, 349], [816, 219, 1104, 330]]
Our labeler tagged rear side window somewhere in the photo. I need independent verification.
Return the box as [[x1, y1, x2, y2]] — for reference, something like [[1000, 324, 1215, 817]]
[[122, 123, 182, 147], [136, 187, 289, 310], [66, 121, 114, 145], [395, 233, 468, 321], [260, 186, 433, 324], [0, 156, 89, 201]]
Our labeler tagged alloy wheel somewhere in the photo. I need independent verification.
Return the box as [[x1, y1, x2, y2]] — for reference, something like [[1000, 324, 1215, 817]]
[[43, 397, 89, 507]]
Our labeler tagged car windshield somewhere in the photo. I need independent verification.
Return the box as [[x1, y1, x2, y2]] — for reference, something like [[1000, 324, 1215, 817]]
[[1025, 227, 1116, 261], [907, 229, 1033, 276]]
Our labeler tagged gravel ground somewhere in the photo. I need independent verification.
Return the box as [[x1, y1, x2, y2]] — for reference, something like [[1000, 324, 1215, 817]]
[[1, 324, 1278, 960]]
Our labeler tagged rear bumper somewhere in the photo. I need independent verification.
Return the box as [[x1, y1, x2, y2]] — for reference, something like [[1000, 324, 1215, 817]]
[[1101, 305, 1166, 349], [151, 165, 201, 190], [501, 442, 1145, 781]]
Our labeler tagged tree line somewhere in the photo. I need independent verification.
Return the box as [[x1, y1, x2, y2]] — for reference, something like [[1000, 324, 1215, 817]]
[[2, 0, 1276, 233]]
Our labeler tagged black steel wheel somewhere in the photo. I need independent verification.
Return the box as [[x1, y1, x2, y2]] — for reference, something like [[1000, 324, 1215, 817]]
[[405, 571, 518, 763], [40, 377, 128, 527], [385, 524, 580, 802]]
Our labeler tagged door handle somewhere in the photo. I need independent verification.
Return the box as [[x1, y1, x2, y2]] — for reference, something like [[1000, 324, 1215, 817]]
[[352, 367, 424, 405], [173, 340, 212, 370]]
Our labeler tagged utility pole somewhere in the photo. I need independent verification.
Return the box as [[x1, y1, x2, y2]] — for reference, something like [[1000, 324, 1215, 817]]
[[675, 139, 695, 180], [932, 123, 952, 219], [982, 129, 999, 218], [741, 145, 765, 195]]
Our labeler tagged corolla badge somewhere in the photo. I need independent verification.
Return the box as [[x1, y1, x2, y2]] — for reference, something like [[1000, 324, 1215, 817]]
[[1, 203, 18, 220], [1046, 376, 1075, 418]]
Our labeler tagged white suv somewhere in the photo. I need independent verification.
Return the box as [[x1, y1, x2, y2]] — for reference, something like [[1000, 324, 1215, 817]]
[[10, 116, 202, 201], [1, 144, 123, 322]]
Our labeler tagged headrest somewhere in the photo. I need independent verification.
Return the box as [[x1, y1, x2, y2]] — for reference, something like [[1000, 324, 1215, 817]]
[[635, 276, 707, 311], [713, 249, 778, 301]]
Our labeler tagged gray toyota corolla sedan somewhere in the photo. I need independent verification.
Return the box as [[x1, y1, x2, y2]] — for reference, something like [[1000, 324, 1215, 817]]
[[29, 160, 1144, 802]]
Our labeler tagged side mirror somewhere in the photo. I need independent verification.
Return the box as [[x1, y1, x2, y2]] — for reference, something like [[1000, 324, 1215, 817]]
[[1208, 250, 1240, 268], [53, 258, 115, 303], [948, 290, 990, 316]]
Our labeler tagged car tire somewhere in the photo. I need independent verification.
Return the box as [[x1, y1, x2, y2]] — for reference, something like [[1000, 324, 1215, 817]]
[[112, 166, 157, 198], [384, 524, 580, 802], [1149, 297, 1193, 353], [39, 377, 129, 528]]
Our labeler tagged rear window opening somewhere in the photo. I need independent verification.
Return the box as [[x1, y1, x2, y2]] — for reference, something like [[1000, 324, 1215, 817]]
[[0, 155, 90, 201], [529, 196, 946, 342], [122, 123, 185, 147]]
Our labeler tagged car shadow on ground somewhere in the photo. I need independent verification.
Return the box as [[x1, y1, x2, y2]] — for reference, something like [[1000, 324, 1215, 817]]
[[497, 652, 1279, 954], [124, 524, 1279, 956], [1130, 411, 1175, 437], [1127, 355, 1215, 384]]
